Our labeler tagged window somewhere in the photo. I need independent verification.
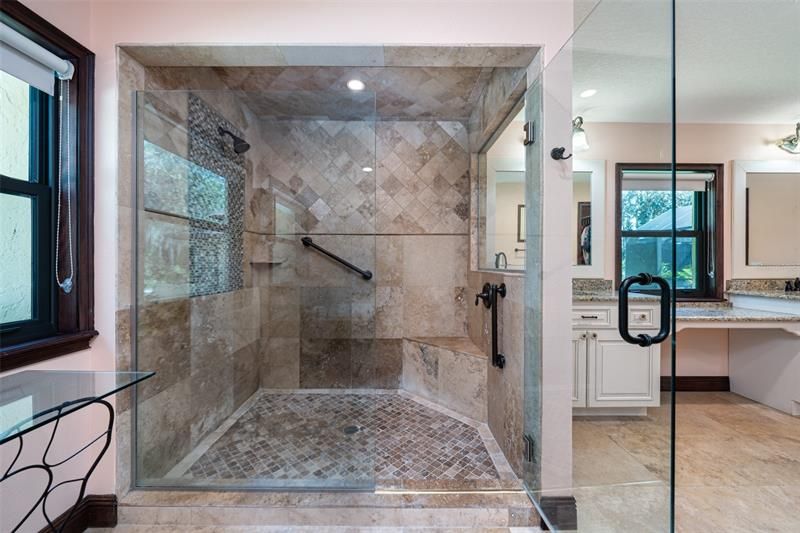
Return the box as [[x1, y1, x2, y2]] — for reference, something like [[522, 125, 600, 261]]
[[616, 164, 723, 300], [0, 3, 95, 370], [0, 71, 55, 343]]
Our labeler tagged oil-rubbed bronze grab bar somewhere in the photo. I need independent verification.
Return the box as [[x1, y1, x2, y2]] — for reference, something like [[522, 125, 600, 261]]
[[300, 237, 373, 280], [475, 282, 507, 369]]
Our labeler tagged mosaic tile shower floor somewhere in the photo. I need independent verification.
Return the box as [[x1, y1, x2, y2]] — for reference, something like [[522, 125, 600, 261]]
[[168, 391, 516, 490]]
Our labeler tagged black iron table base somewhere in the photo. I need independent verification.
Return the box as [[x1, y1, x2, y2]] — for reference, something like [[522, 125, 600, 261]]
[[1, 398, 114, 532]]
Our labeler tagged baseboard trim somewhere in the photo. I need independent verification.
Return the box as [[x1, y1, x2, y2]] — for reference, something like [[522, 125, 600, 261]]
[[660, 376, 730, 392], [539, 495, 577, 531], [38, 494, 117, 533]]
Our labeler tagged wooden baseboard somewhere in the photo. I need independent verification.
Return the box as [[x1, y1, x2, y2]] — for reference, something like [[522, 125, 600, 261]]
[[660, 376, 730, 392], [539, 495, 577, 531], [38, 494, 117, 533]]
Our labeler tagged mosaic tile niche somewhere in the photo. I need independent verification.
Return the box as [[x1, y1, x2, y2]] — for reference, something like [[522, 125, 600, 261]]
[[187, 94, 245, 297]]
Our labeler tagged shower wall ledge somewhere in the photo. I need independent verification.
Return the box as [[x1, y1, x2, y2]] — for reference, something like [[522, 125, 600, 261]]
[[121, 44, 539, 69], [402, 337, 488, 422]]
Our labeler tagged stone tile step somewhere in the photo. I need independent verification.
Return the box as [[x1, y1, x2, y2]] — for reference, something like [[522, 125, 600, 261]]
[[118, 490, 539, 529], [91, 527, 542, 532]]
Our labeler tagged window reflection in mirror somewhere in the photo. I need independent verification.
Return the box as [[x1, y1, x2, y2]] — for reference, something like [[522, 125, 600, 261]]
[[480, 106, 526, 270], [746, 172, 800, 266]]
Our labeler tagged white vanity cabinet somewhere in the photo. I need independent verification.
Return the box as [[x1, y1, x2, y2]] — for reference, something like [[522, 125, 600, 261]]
[[572, 301, 661, 414]]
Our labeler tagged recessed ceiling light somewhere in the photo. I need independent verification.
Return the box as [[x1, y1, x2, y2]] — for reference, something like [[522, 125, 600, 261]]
[[347, 79, 366, 91], [362, 166, 374, 172], [580, 89, 597, 98]]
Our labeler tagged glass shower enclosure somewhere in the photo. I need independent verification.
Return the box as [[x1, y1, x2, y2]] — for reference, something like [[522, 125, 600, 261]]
[[523, 0, 678, 531], [132, 88, 379, 489]]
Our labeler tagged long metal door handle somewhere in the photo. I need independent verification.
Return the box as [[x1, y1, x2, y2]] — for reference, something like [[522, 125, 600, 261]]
[[490, 283, 507, 369], [618, 273, 671, 347]]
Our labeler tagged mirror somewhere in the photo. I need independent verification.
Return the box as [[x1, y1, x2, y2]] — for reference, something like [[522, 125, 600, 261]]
[[479, 106, 526, 271], [746, 172, 800, 266], [573, 171, 592, 266], [733, 160, 800, 278], [572, 160, 606, 278]]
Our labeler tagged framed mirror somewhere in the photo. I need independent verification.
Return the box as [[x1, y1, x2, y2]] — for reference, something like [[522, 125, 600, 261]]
[[572, 160, 606, 278], [733, 160, 800, 278], [479, 105, 526, 271]]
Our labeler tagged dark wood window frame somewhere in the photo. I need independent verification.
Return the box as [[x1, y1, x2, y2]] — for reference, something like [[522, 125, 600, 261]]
[[0, 0, 96, 371], [615, 163, 724, 301]]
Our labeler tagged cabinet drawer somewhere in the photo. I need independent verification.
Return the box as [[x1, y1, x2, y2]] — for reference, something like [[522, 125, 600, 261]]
[[628, 307, 657, 328], [573, 308, 612, 327]]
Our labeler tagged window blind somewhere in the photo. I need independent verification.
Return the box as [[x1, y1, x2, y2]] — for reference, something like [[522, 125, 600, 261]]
[[0, 22, 73, 95], [622, 170, 715, 192]]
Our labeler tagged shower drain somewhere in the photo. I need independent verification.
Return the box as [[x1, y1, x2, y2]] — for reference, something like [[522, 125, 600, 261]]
[[343, 425, 361, 435]]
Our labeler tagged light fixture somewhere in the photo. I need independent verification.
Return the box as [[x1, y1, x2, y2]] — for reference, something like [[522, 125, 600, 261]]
[[777, 122, 800, 154], [572, 116, 590, 152], [579, 89, 597, 98], [347, 79, 365, 91], [362, 166, 374, 172]]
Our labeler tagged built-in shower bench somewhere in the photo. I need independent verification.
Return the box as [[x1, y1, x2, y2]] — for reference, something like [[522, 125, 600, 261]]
[[401, 337, 488, 423]]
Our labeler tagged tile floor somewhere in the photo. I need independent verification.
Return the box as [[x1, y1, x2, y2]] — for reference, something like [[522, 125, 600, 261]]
[[570, 391, 800, 532], [161, 390, 514, 490], [86, 525, 542, 533]]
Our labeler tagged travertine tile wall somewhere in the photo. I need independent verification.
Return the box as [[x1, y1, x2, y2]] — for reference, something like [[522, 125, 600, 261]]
[[115, 48, 146, 496], [256, 118, 471, 390], [466, 66, 531, 477], [467, 271, 526, 475], [117, 64, 266, 481], [128, 66, 474, 394], [256, 119, 377, 234], [375, 121, 470, 234], [116, 59, 528, 484]]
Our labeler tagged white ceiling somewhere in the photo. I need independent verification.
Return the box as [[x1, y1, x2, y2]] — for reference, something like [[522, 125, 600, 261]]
[[569, 0, 800, 124]]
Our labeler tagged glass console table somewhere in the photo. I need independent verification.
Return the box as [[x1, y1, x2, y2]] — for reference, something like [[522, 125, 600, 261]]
[[0, 370, 153, 532]]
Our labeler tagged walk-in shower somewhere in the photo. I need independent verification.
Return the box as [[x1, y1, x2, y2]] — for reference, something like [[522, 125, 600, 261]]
[[130, 55, 538, 493]]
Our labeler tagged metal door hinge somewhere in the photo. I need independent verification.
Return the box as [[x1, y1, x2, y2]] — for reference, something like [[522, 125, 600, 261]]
[[523, 121, 535, 146], [523, 434, 536, 462]]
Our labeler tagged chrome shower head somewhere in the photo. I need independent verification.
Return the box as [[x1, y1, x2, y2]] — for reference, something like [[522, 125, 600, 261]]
[[218, 126, 251, 154]]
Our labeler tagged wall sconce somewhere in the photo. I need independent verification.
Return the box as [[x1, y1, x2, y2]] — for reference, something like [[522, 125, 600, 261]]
[[573, 116, 590, 152], [777, 123, 800, 154], [551, 117, 590, 160]]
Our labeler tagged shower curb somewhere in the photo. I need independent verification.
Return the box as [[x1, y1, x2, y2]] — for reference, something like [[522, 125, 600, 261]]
[[117, 490, 539, 528]]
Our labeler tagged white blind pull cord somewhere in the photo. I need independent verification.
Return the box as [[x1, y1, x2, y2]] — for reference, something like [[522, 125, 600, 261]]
[[55, 78, 74, 294]]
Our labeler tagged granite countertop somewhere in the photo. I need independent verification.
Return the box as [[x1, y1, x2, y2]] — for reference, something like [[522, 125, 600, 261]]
[[676, 306, 800, 322], [726, 290, 800, 301], [573, 291, 660, 302]]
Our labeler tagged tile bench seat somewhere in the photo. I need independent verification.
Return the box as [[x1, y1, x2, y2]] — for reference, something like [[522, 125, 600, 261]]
[[402, 337, 488, 422]]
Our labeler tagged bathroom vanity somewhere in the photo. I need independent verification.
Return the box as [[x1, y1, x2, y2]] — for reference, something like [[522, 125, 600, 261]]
[[675, 289, 800, 416], [572, 293, 661, 415]]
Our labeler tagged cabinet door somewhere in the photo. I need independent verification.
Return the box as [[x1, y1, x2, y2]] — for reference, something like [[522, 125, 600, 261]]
[[587, 330, 660, 407], [572, 330, 587, 407]]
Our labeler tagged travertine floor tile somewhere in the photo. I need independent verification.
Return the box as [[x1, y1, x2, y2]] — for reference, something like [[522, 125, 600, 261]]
[[173, 391, 501, 487], [571, 392, 800, 532]]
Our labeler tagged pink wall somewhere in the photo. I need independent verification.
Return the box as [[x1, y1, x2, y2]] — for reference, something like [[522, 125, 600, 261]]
[[7, 0, 575, 526], [579, 121, 798, 377]]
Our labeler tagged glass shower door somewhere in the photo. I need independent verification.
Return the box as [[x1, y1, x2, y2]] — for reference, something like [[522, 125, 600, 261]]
[[132, 88, 378, 491], [522, 0, 678, 531]]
